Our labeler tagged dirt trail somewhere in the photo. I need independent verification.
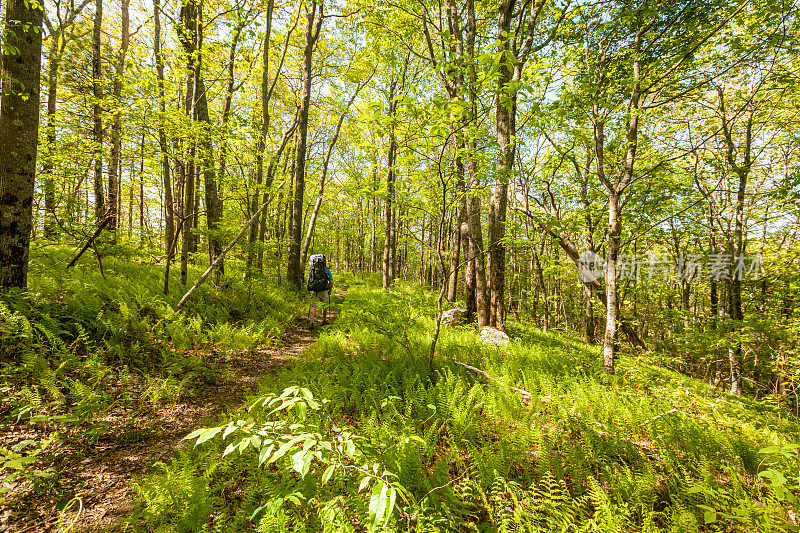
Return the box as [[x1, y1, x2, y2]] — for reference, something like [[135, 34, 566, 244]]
[[3, 287, 345, 532]]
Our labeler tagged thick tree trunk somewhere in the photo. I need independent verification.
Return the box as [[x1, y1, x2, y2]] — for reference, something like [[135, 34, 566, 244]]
[[92, 0, 105, 222], [489, 0, 520, 331], [179, 0, 200, 285], [287, 1, 322, 289], [0, 0, 43, 290], [464, 0, 488, 328], [724, 106, 751, 396]]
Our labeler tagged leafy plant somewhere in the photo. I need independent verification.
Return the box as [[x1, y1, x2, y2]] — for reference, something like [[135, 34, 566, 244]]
[[186, 385, 405, 531]]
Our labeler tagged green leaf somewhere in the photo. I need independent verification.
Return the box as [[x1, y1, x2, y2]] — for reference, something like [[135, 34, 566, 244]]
[[292, 449, 312, 477], [358, 475, 371, 492], [195, 427, 223, 445], [268, 436, 305, 465], [222, 442, 237, 457], [321, 464, 335, 485], [258, 444, 275, 465], [386, 487, 397, 524], [184, 428, 206, 441], [237, 436, 252, 453], [222, 424, 238, 440], [369, 481, 390, 525]]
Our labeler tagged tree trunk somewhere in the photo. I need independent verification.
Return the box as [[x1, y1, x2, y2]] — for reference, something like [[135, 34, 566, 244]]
[[0, 0, 43, 289], [178, 0, 200, 285], [42, 34, 61, 240], [464, 0, 488, 328], [245, 0, 275, 278], [447, 134, 465, 302], [489, 0, 519, 331], [92, 0, 105, 222], [603, 191, 622, 373], [287, 1, 322, 290], [154, 0, 174, 261], [382, 79, 398, 289], [195, 77, 221, 275], [722, 98, 751, 397], [108, 0, 130, 239]]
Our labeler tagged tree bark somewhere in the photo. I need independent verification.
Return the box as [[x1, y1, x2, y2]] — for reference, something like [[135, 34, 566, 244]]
[[108, 0, 130, 238], [0, 0, 44, 290], [382, 80, 398, 289], [178, 0, 200, 285], [287, 0, 323, 289], [42, 34, 62, 240], [720, 94, 752, 396], [92, 0, 105, 222], [464, 0, 488, 328], [154, 0, 174, 260], [447, 133, 466, 302]]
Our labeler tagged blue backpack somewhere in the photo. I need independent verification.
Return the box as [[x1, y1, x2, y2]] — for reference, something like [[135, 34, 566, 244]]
[[307, 254, 329, 292]]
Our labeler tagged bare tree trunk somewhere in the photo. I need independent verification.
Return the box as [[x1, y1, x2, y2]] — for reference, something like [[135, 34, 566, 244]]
[[42, 35, 61, 240], [108, 0, 130, 239], [0, 0, 43, 289], [92, 0, 105, 222], [154, 0, 174, 260], [195, 77, 221, 275], [287, 1, 323, 289], [464, 0, 488, 328], [178, 0, 200, 285], [245, 0, 276, 278], [382, 80, 398, 289], [603, 191, 622, 373], [717, 88, 752, 397], [447, 135, 465, 302]]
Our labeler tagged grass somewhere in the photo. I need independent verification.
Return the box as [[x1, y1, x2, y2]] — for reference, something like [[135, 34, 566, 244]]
[[127, 275, 800, 532], [0, 244, 304, 510]]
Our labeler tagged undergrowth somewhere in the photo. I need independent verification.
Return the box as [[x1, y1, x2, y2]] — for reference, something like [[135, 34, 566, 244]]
[[129, 275, 799, 532], [0, 244, 303, 509]]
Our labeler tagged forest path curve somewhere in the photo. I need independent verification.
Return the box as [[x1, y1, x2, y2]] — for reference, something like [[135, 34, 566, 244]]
[[6, 285, 346, 533]]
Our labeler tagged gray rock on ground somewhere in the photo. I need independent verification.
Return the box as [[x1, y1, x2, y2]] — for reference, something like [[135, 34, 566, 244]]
[[440, 308, 467, 327], [479, 326, 510, 347]]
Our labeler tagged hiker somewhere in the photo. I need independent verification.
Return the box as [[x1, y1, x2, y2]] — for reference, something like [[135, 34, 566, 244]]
[[307, 253, 333, 326]]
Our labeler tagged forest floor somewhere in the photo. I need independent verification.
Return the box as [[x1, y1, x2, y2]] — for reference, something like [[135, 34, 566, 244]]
[[3, 287, 345, 533]]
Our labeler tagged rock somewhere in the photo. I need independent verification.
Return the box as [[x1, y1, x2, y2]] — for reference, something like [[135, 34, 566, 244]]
[[440, 308, 467, 327], [479, 326, 510, 347]]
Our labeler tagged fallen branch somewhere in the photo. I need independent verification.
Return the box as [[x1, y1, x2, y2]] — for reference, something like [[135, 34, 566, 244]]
[[453, 360, 532, 405], [67, 210, 113, 268], [174, 181, 284, 311], [638, 407, 679, 427]]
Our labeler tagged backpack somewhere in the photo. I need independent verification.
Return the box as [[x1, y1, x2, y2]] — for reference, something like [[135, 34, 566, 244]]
[[307, 254, 329, 292]]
